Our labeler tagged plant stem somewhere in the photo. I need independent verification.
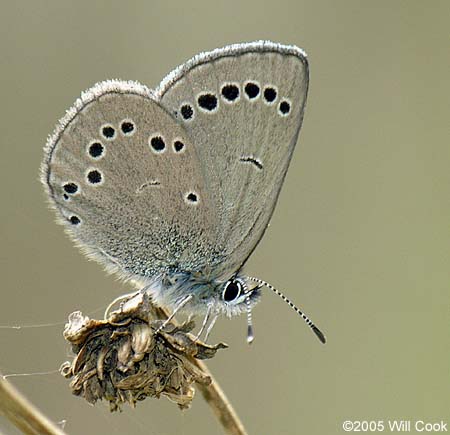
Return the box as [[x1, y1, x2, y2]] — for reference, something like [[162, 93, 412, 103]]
[[0, 371, 67, 435], [155, 305, 249, 435], [194, 361, 249, 435]]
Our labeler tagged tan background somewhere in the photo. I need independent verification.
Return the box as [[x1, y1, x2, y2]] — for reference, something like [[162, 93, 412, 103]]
[[0, 1, 448, 434]]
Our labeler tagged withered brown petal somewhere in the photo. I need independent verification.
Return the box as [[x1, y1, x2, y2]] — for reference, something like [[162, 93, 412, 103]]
[[61, 292, 227, 411]]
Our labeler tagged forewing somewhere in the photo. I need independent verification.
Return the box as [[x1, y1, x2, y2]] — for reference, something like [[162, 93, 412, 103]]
[[156, 41, 309, 277], [42, 80, 218, 281]]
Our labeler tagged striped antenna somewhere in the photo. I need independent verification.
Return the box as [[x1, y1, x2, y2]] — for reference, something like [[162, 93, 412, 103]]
[[246, 295, 255, 344], [247, 277, 326, 344]]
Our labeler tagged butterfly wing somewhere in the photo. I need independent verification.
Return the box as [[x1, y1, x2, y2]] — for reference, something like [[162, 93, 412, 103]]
[[156, 41, 309, 278], [42, 80, 219, 282]]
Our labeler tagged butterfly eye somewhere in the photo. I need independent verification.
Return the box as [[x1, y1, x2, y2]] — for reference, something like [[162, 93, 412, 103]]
[[222, 279, 242, 303]]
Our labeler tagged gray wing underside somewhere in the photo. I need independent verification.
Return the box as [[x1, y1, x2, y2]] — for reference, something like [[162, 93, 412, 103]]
[[156, 41, 309, 278], [42, 81, 219, 280], [42, 42, 308, 284]]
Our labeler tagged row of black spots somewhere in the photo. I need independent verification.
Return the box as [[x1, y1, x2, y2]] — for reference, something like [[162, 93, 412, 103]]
[[179, 82, 290, 121], [149, 135, 185, 153], [221, 82, 276, 104], [244, 81, 280, 105], [100, 119, 136, 140], [179, 85, 241, 121], [72, 120, 134, 200], [243, 81, 291, 116], [87, 119, 137, 161]]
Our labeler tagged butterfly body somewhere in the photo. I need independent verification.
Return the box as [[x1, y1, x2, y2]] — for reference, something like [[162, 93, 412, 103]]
[[42, 41, 309, 324]]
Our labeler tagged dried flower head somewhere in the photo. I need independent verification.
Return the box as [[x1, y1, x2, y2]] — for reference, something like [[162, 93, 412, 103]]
[[61, 293, 227, 411]]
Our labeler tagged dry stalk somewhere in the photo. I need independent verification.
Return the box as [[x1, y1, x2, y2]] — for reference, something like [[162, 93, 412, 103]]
[[0, 371, 67, 435]]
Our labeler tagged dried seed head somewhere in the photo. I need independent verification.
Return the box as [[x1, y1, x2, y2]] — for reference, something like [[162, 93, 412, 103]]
[[61, 292, 227, 411]]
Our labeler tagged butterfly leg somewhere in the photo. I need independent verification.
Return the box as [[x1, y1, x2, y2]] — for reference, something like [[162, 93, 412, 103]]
[[155, 294, 193, 334], [204, 314, 218, 342], [193, 304, 212, 341]]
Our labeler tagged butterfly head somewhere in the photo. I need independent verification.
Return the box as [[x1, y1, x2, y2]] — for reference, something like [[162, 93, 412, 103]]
[[151, 271, 261, 318], [219, 276, 262, 317]]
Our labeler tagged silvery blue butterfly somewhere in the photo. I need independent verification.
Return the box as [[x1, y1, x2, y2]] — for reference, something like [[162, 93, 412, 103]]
[[41, 41, 325, 344]]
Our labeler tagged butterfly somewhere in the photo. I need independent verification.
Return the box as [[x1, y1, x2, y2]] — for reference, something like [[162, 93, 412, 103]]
[[41, 41, 325, 344]]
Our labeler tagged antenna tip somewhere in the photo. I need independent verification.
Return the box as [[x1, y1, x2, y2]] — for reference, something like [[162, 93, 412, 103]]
[[313, 326, 326, 344], [247, 325, 254, 344]]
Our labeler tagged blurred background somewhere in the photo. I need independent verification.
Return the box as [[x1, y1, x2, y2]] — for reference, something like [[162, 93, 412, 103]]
[[0, 1, 448, 434]]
